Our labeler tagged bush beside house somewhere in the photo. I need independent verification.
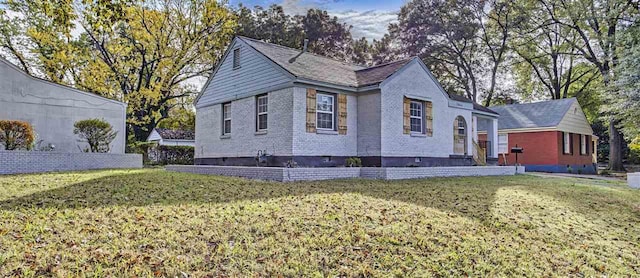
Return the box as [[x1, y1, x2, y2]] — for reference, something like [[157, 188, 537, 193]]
[[73, 119, 118, 153], [0, 120, 35, 150]]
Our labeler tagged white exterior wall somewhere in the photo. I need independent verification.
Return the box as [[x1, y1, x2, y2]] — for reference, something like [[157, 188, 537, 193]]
[[379, 60, 473, 157], [195, 87, 294, 158], [357, 92, 381, 156], [291, 86, 358, 156], [0, 59, 126, 153]]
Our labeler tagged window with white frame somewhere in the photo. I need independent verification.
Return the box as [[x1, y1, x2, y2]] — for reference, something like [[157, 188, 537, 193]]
[[410, 101, 423, 133], [563, 132, 571, 154], [222, 102, 231, 135], [256, 95, 268, 131], [498, 134, 508, 154], [581, 134, 587, 155], [316, 93, 334, 130], [233, 48, 240, 69]]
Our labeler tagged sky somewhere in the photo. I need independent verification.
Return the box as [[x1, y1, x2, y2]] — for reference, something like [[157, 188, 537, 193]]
[[227, 0, 405, 40]]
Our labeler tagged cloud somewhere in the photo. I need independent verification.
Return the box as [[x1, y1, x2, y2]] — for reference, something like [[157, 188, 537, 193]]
[[329, 10, 397, 41]]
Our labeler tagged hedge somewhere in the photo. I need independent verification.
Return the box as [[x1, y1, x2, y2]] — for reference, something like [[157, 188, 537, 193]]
[[151, 145, 194, 165]]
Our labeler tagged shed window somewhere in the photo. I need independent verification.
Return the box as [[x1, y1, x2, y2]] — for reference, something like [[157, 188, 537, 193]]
[[222, 102, 231, 135], [233, 48, 240, 69], [563, 132, 572, 154], [316, 93, 334, 130], [409, 101, 423, 133], [498, 134, 508, 154], [256, 95, 268, 131]]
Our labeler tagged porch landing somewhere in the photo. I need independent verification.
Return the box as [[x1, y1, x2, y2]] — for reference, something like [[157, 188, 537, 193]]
[[166, 165, 524, 182]]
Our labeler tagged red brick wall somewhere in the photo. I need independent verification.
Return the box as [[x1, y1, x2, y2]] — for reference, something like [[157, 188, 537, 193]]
[[479, 131, 593, 166], [558, 132, 594, 166]]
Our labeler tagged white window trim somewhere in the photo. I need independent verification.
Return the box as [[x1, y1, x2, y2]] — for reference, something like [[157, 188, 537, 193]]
[[316, 93, 335, 131], [256, 95, 268, 131], [581, 134, 587, 155], [563, 132, 571, 154], [498, 133, 509, 154], [222, 103, 231, 135], [409, 100, 423, 134]]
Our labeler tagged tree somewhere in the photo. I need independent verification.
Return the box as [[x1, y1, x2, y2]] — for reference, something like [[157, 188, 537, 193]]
[[613, 24, 640, 139], [79, 0, 236, 141], [478, 0, 518, 106], [156, 107, 196, 131], [391, 0, 483, 101], [351, 37, 371, 65], [0, 120, 35, 150], [4, 0, 237, 143], [0, 10, 32, 73], [542, 0, 638, 171], [73, 119, 118, 153], [510, 0, 600, 101], [234, 5, 354, 62]]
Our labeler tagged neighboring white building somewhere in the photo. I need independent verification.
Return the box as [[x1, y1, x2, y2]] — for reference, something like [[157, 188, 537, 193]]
[[146, 128, 195, 147], [194, 36, 499, 167], [0, 57, 127, 153]]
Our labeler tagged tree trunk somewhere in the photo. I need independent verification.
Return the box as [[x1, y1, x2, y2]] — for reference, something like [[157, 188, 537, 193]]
[[608, 118, 625, 171]]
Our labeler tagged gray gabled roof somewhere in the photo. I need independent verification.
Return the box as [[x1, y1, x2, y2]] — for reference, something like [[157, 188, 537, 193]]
[[155, 128, 195, 140], [233, 37, 497, 115], [478, 98, 577, 131], [240, 37, 365, 87]]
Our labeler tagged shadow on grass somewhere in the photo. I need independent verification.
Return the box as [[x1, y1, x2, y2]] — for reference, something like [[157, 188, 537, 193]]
[[7, 170, 633, 225], [0, 170, 529, 222]]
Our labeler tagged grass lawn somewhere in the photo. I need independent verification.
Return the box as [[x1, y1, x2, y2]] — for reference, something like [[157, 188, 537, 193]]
[[1, 169, 639, 277]]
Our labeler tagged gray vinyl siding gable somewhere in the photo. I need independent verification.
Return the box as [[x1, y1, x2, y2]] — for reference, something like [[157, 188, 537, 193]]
[[196, 39, 293, 108]]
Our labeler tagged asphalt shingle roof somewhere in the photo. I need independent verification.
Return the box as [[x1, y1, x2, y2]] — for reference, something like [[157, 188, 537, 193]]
[[155, 128, 195, 140], [239, 36, 497, 115], [478, 98, 576, 131], [241, 37, 365, 87]]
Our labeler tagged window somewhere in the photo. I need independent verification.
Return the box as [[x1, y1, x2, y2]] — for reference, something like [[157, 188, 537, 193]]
[[581, 134, 588, 155], [409, 101, 423, 133], [563, 132, 571, 154], [316, 93, 334, 130], [222, 102, 231, 135], [233, 48, 240, 69], [457, 118, 466, 135], [256, 95, 268, 131], [498, 134, 508, 154]]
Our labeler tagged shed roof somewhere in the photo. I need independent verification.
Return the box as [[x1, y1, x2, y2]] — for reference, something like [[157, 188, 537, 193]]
[[155, 128, 195, 140]]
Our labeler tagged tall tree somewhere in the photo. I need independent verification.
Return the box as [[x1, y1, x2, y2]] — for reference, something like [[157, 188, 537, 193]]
[[234, 5, 354, 61], [511, 0, 600, 101], [79, 0, 236, 141], [392, 0, 483, 101], [542, 0, 637, 171], [0, 10, 31, 73], [478, 0, 518, 106]]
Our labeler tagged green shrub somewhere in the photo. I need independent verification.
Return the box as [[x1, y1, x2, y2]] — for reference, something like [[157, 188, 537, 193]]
[[73, 119, 118, 153], [0, 120, 35, 150], [345, 157, 362, 167], [628, 138, 640, 165], [153, 145, 194, 165]]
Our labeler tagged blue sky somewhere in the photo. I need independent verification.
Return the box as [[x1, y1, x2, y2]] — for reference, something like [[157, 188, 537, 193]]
[[227, 0, 405, 40]]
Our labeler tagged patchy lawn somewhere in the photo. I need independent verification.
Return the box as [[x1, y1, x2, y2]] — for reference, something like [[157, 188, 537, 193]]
[[1, 169, 639, 277]]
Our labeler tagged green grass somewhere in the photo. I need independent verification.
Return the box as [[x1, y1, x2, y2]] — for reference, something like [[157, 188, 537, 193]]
[[0, 169, 639, 277]]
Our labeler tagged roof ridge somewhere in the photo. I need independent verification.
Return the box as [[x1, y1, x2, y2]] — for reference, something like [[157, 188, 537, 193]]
[[490, 97, 575, 108], [356, 57, 414, 72], [238, 36, 365, 69]]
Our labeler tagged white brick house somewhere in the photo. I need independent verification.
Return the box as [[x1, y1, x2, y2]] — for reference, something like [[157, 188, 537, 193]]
[[194, 36, 499, 167]]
